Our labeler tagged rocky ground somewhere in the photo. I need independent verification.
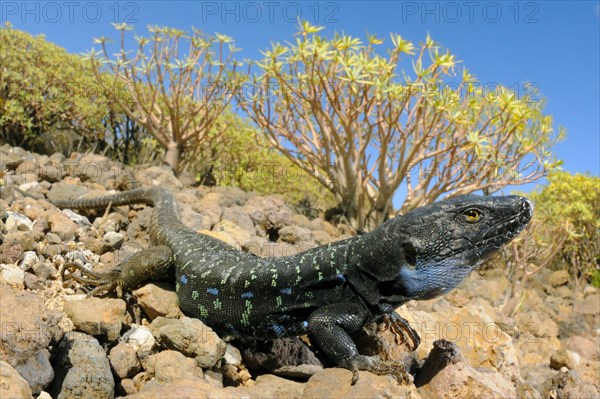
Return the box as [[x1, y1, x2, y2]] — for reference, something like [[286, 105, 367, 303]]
[[0, 144, 599, 399]]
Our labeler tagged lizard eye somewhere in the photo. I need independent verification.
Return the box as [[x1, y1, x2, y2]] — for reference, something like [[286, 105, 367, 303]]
[[463, 208, 482, 223]]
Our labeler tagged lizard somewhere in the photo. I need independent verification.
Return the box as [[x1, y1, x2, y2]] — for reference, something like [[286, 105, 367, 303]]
[[51, 187, 533, 384]]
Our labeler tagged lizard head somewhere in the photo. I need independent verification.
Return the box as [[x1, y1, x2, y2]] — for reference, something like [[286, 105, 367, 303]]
[[374, 195, 533, 301]]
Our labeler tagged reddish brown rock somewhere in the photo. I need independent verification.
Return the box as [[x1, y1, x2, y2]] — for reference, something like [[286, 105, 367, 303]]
[[143, 350, 204, 382], [132, 283, 181, 320], [0, 361, 34, 399], [303, 368, 420, 399], [416, 340, 516, 399], [109, 342, 142, 379], [63, 297, 126, 341]]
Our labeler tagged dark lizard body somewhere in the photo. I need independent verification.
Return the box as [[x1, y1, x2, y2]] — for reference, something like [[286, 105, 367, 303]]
[[52, 187, 532, 383]]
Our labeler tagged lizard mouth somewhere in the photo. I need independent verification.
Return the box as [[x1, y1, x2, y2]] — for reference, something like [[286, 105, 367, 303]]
[[474, 197, 533, 258], [486, 198, 532, 240]]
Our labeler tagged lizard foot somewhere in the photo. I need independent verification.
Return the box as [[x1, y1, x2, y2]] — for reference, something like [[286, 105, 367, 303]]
[[343, 355, 413, 385], [61, 262, 123, 297], [379, 313, 421, 351]]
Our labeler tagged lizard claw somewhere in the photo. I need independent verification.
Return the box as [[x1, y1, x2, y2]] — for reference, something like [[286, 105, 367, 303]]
[[61, 262, 122, 297], [381, 313, 421, 351], [343, 355, 413, 385]]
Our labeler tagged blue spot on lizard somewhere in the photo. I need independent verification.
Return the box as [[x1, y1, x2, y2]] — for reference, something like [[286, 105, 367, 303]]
[[271, 323, 285, 337], [241, 291, 254, 299]]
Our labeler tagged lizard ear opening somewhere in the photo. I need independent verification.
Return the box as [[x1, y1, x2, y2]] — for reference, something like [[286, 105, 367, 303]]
[[403, 242, 417, 267]]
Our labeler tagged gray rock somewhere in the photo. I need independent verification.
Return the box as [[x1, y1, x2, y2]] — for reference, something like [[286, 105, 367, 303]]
[[311, 230, 332, 245], [5, 211, 34, 232], [223, 344, 242, 366], [46, 182, 90, 203], [243, 196, 293, 232], [550, 349, 581, 370], [32, 261, 57, 280], [14, 160, 39, 184], [0, 231, 36, 263], [49, 152, 66, 163], [46, 232, 62, 244], [211, 185, 250, 207], [61, 209, 92, 227], [21, 250, 39, 269], [14, 349, 53, 395], [24, 272, 44, 290], [179, 205, 209, 231], [196, 192, 224, 228], [73, 153, 113, 183], [150, 316, 226, 369], [33, 223, 49, 243], [126, 207, 152, 241], [0, 285, 63, 395], [30, 129, 83, 157], [82, 238, 112, 256], [0, 183, 15, 200], [38, 161, 66, 182], [292, 213, 312, 229], [48, 332, 115, 399], [64, 249, 99, 270], [1, 150, 25, 170], [103, 231, 124, 249], [0, 264, 25, 287], [573, 294, 600, 315], [563, 335, 600, 360], [124, 324, 156, 354], [542, 369, 599, 399], [109, 342, 142, 379], [548, 270, 569, 287], [47, 210, 78, 241], [221, 206, 255, 233], [241, 235, 270, 256], [240, 336, 323, 379], [19, 180, 43, 193], [278, 225, 312, 244], [93, 212, 129, 233], [136, 166, 183, 191], [143, 350, 204, 382]]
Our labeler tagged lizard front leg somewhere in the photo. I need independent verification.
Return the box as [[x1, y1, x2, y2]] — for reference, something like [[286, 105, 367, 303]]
[[62, 245, 174, 296], [307, 303, 412, 384]]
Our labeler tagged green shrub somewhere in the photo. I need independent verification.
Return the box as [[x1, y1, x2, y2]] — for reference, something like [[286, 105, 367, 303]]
[[591, 269, 600, 288], [529, 172, 599, 288], [0, 23, 110, 146], [496, 172, 599, 299]]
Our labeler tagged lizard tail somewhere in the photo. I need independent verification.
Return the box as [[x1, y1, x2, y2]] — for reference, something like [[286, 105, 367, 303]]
[[49, 187, 159, 209]]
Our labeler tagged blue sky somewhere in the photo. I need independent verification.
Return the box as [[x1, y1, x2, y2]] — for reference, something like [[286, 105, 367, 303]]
[[3, 1, 599, 198]]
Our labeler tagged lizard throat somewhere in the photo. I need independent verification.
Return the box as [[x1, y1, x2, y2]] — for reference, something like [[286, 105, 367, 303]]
[[396, 259, 477, 300]]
